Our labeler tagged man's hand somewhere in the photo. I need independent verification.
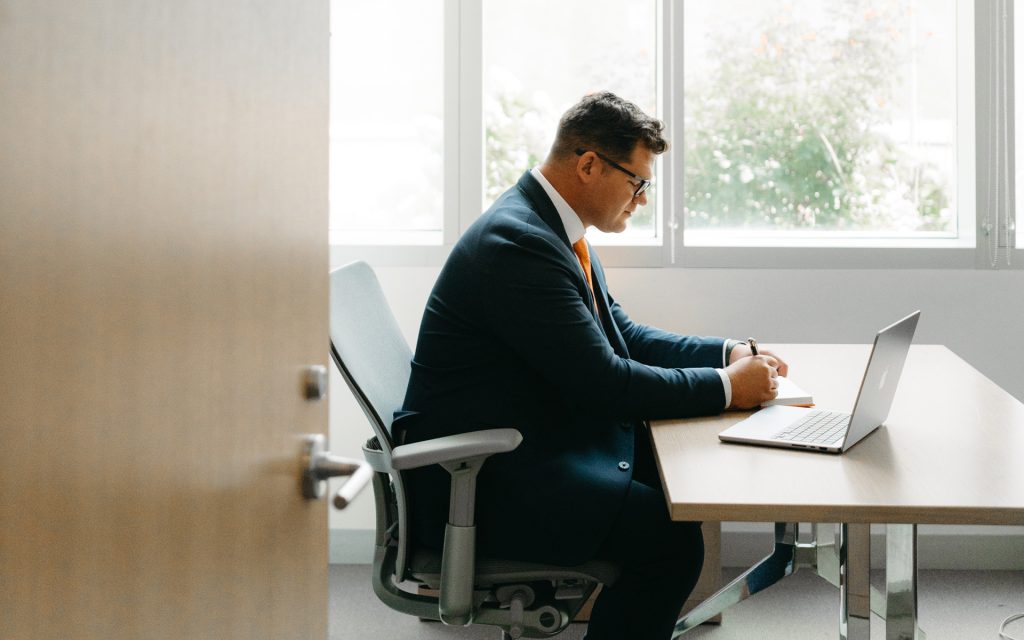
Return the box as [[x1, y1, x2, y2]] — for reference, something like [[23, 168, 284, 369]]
[[725, 355, 781, 409], [729, 343, 789, 377]]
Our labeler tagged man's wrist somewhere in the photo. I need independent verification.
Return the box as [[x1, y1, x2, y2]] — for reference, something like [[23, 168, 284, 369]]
[[716, 368, 732, 409], [724, 338, 745, 366]]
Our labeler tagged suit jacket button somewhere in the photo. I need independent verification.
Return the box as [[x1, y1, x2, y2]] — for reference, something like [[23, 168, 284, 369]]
[[618, 461, 630, 471]]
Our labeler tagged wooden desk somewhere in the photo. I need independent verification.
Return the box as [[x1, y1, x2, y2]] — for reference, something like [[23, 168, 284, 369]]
[[651, 345, 1024, 638]]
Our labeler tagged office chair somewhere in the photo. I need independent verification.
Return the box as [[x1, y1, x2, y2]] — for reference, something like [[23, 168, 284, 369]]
[[329, 261, 619, 639]]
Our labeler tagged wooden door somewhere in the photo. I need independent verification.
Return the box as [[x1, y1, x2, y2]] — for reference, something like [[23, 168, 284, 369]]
[[0, 1, 329, 638]]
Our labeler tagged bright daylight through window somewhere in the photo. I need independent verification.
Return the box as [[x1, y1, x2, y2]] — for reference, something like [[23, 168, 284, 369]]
[[329, 0, 444, 245], [683, 0, 958, 246], [482, 0, 658, 243], [330, 0, 977, 256]]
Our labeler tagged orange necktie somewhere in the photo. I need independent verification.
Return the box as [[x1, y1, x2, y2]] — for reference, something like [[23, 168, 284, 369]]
[[572, 238, 598, 309]]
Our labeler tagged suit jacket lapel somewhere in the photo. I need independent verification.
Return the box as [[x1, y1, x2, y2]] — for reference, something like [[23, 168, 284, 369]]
[[516, 172, 572, 247], [516, 172, 598, 318], [516, 171, 627, 354], [590, 256, 629, 358]]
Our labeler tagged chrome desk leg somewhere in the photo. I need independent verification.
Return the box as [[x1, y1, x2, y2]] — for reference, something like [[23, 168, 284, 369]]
[[840, 523, 872, 640], [814, 522, 841, 588], [816, 523, 890, 623], [674, 522, 924, 640], [673, 523, 800, 637], [885, 524, 924, 640]]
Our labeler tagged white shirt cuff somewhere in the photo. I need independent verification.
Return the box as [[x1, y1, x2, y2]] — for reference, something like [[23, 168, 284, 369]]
[[716, 368, 732, 409]]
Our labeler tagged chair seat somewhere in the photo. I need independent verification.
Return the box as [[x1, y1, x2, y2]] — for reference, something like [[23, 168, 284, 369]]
[[409, 549, 620, 588]]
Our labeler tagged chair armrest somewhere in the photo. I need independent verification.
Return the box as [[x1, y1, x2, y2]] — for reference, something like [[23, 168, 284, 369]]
[[390, 428, 522, 471], [386, 427, 522, 626]]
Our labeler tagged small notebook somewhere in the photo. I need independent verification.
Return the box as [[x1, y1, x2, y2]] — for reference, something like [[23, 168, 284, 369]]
[[761, 377, 814, 407]]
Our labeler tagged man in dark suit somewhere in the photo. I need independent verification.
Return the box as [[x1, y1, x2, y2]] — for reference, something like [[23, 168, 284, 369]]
[[396, 92, 787, 639]]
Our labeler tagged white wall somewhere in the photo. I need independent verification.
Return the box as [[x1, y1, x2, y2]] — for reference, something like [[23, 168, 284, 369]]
[[327, 264, 1024, 564]]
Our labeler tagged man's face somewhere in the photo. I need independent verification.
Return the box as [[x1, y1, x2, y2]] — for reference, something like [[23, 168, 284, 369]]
[[582, 144, 654, 233]]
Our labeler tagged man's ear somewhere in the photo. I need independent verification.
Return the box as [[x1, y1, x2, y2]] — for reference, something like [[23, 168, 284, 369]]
[[576, 151, 598, 184]]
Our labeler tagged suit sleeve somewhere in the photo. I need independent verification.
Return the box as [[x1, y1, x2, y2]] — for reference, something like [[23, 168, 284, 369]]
[[608, 295, 728, 369], [481, 231, 724, 420]]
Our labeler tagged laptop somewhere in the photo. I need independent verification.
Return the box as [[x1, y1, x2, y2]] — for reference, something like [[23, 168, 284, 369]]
[[718, 311, 920, 454]]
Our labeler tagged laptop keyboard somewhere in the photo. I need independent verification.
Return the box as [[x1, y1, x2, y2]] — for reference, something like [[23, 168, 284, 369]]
[[773, 410, 850, 446]]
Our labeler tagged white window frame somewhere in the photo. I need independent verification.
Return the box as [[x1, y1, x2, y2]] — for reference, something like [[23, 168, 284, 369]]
[[331, 0, 1024, 271], [330, 0, 471, 268], [985, 0, 1022, 267]]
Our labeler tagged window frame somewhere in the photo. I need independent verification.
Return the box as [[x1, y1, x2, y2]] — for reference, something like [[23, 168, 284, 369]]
[[331, 0, 1024, 271], [331, 0, 467, 268]]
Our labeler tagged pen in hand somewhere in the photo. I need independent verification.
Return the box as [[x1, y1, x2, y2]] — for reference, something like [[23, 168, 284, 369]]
[[747, 337, 759, 356]]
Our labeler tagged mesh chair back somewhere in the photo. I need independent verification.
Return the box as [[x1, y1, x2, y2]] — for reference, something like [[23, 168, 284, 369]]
[[329, 261, 413, 449]]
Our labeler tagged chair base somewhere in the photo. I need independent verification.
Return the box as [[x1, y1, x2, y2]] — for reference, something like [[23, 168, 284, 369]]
[[378, 543, 612, 638]]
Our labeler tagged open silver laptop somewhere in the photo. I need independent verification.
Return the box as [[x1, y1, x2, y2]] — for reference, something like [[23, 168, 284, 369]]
[[719, 311, 920, 454]]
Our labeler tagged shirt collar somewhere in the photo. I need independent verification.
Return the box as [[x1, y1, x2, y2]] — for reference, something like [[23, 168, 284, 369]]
[[530, 166, 586, 245]]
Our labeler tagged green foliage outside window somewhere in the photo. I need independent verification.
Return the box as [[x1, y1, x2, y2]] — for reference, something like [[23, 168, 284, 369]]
[[484, 58, 659, 232], [485, 87, 658, 232], [684, 1, 952, 233], [485, 91, 547, 206], [484, 1, 951, 236]]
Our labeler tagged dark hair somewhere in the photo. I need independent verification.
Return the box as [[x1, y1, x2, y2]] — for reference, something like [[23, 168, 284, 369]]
[[550, 91, 668, 163]]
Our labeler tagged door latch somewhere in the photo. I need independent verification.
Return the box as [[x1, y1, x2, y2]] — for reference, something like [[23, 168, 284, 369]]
[[300, 434, 373, 509]]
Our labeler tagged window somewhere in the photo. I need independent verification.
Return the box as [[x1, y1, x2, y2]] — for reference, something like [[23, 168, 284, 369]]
[[329, 0, 444, 245], [682, 0, 961, 247], [330, 0, 1022, 269], [1012, 0, 1024, 257], [482, 0, 659, 243]]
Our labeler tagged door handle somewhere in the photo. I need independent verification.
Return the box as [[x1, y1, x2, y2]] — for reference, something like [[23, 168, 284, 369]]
[[300, 434, 373, 509]]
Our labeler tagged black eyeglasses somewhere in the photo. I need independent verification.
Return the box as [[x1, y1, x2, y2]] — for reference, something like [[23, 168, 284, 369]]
[[575, 148, 653, 200]]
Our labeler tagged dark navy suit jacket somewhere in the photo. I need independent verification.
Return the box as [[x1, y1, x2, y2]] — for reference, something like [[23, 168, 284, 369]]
[[396, 171, 727, 567]]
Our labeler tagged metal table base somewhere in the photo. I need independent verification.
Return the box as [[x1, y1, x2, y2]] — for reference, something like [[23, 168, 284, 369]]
[[673, 523, 924, 640]]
